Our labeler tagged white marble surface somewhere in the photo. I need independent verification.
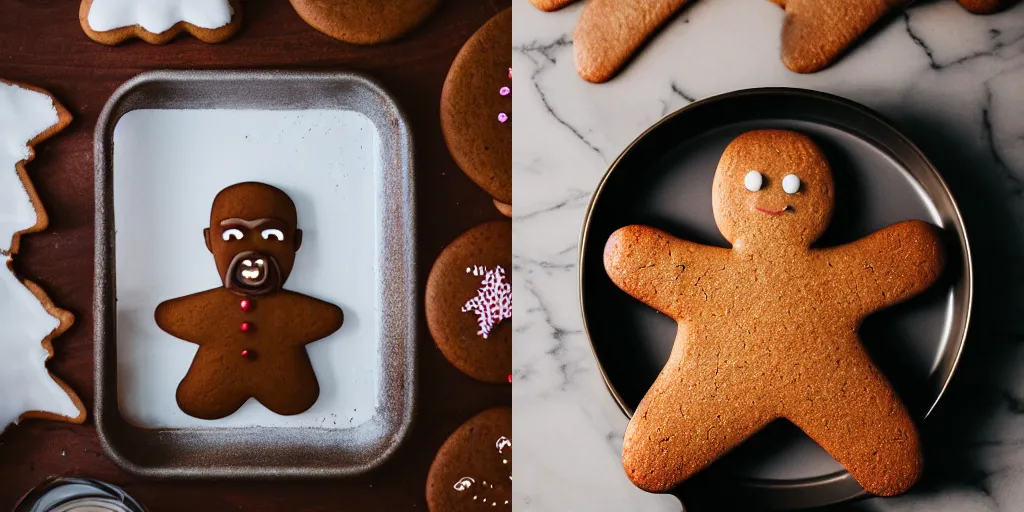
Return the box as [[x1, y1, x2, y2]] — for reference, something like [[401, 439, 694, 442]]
[[511, 0, 1024, 510]]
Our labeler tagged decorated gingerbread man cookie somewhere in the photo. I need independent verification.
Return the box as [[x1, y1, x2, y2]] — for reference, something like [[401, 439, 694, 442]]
[[604, 130, 944, 496], [155, 182, 343, 420], [0, 79, 84, 432], [79, 0, 242, 45]]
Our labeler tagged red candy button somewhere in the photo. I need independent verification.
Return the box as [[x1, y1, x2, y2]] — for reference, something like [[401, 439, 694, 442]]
[[240, 322, 251, 332], [240, 299, 251, 312]]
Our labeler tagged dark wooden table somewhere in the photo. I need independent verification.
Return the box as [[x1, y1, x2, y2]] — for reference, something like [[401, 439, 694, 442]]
[[0, 0, 511, 509]]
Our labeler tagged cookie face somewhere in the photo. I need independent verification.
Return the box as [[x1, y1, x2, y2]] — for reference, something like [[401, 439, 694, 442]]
[[774, 0, 909, 73], [426, 221, 511, 384], [288, 0, 441, 45], [604, 130, 944, 496], [0, 80, 72, 257], [156, 183, 343, 419], [427, 407, 512, 511], [441, 8, 512, 205], [80, 0, 242, 45], [712, 129, 834, 247]]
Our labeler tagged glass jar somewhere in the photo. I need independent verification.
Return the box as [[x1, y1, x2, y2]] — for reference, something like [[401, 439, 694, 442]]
[[12, 478, 147, 512]]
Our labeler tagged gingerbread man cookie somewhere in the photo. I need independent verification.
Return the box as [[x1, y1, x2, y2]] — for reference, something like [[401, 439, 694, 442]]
[[604, 130, 944, 496], [155, 183, 343, 420], [80, 0, 242, 45]]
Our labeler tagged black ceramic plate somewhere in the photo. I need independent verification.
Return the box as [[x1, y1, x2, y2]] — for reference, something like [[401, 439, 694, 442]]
[[579, 89, 971, 510]]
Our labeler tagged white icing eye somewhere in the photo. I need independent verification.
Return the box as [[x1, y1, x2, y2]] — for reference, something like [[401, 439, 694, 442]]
[[256, 259, 264, 266], [222, 228, 244, 241], [243, 260, 252, 267], [261, 229, 285, 241], [744, 170, 763, 192], [782, 174, 801, 194]]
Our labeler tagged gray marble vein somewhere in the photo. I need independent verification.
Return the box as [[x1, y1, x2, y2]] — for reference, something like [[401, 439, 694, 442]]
[[512, 0, 1024, 510]]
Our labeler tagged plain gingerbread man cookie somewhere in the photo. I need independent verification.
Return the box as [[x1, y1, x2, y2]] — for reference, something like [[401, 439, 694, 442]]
[[156, 182, 343, 420], [604, 130, 944, 496]]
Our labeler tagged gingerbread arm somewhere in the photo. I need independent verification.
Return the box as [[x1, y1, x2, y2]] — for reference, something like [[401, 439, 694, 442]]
[[154, 293, 214, 345], [823, 220, 945, 315], [288, 294, 344, 346], [604, 225, 726, 320]]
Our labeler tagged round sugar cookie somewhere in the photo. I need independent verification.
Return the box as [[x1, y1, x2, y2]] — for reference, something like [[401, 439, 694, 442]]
[[441, 8, 512, 205], [427, 407, 512, 512], [426, 221, 511, 384], [288, 0, 441, 45]]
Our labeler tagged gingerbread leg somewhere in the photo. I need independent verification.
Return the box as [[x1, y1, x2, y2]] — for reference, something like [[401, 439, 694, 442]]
[[622, 336, 774, 492], [252, 352, 320, 416], [776, 0, 911, 73], [176, 365, 249, 420], [785, 345, 922, 496], [574, 0, 693, 83]]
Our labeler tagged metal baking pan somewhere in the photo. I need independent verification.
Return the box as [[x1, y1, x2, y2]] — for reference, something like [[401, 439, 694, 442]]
[[579, 88, 971, 510], [94, 70, 416, 478]]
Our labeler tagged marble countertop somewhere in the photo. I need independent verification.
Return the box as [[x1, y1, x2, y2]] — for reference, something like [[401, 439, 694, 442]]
[[511, 0, 1024, 510]]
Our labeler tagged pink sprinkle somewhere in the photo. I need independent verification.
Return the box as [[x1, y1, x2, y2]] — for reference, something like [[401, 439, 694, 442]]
[[462, 266, 512, 339], [498, 68, 512, 125]]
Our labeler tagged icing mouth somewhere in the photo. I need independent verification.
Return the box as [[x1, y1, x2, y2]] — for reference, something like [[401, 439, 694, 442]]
[[226, 251, 279, 295], [755, 206, 791, 217]]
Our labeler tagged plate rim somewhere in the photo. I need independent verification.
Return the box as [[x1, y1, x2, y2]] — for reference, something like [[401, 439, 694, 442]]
[[576, 87, 973, 505]]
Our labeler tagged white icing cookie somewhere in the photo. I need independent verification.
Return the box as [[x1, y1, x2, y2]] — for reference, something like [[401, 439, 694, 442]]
[[80, 0, 241, 45], [0, 264, 84, 432], [0, 81, 65, 256], [87, 0, 233, 33]]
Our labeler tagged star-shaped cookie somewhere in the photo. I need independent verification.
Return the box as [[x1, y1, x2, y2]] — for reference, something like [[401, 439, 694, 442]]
[[0, 79, 84, 433]]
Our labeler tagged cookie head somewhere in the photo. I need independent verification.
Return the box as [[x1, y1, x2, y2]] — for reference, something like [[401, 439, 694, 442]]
[[712, 130, 834, 248], [204, 182, 303, 295]]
